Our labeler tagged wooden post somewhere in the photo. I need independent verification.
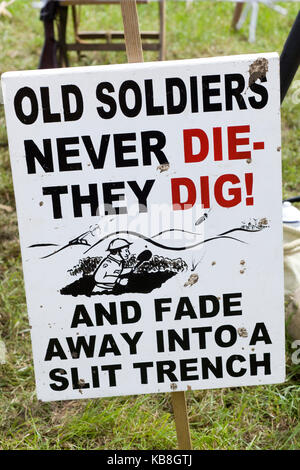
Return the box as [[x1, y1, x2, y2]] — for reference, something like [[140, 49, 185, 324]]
[[159, 0, 166, 61], [171, 391, 192, 450], [120, 0, 143, 63], [232, 2, 244, 29], [58, 6, 69, 67], [120, 0, 191, 451]]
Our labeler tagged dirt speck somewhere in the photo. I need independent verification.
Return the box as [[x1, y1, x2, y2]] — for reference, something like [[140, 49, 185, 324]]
[[170, 383, 178, 391], [240, 260, 245, 265], [249, 58, 268, 86], [246, 158, 252, 164], [39, 201, 44, 206], [237, 327, 248, 338], [157, 163, 170, 173], [184, 273, 199, 287], [277, 146, 281, 152], [259, 217, 268, 226], [78, 379, 86, 393]]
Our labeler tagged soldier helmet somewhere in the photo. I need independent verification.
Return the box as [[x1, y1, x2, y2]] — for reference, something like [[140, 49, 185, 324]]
[[106, 238, 132, 251]]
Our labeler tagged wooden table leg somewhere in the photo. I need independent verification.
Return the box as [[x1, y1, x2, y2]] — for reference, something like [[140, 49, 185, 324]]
[[232, 2, 244, 29], [58, 6, 69, 67], [159, 0, 166, 61], [72, 5, 82, 61]]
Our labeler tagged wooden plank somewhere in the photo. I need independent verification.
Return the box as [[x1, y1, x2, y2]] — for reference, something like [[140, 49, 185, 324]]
[[120, 0, 144, 63], [171, 392, 192, 450], [77, 30, 159, 40], [66, 42, 159, 51]]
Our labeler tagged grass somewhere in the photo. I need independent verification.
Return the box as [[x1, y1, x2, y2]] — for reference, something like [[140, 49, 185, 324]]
[[0, 0, 300, 450]]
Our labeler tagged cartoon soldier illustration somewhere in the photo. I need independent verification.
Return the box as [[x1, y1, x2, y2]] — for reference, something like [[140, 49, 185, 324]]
[[93, 238, 133, 293]]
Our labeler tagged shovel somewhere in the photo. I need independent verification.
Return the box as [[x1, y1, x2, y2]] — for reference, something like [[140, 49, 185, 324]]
[[119, 249, 152, 280], [133, 249, 152, 271]]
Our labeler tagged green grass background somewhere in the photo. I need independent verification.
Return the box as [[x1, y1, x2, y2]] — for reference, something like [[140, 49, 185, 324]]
[[0, 0, 299, 450]]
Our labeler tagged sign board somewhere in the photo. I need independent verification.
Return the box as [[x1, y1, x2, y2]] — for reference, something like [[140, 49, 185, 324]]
[[2, 53, 285, 401]]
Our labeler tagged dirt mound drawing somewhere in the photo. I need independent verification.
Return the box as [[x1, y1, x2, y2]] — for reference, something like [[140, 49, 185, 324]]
[[60, 253, 187, 297]]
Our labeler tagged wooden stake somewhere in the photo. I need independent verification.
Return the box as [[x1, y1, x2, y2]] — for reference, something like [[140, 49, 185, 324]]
[[120, 0, 144, 63], [120, 0, 191, 451], [171, 391, 192, 450], [232, 2, 244, 29]]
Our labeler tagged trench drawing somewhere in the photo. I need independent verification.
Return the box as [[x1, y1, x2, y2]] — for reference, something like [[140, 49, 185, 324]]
[[28, 217, 269, 297], [60, 237, 188, 296]]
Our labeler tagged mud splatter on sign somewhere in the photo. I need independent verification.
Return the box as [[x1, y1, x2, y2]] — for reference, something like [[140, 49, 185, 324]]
[[249, 58, 268, 86]]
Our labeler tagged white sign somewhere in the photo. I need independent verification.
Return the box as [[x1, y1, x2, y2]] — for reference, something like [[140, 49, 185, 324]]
[[2, 53, 285, 401]]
